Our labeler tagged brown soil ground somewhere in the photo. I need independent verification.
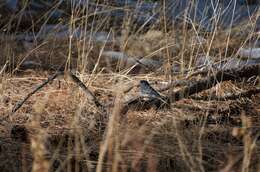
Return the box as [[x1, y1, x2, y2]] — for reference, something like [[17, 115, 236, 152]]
[[0, 69, 259, 172]]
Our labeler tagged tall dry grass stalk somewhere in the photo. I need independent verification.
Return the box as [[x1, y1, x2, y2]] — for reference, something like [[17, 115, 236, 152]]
[[241, 113, 257, 172], [30, 97, 50, 172], [96, 91, 123, 172]]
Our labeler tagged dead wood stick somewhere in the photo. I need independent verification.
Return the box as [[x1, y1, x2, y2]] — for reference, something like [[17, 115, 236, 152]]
[[12, 71, 104, 113], [12, 71, 64, 113], [67, 72, 104, 109], [190, 87, 260, 101], [171, 64, 260, 101], [158, 80, 192, 92]]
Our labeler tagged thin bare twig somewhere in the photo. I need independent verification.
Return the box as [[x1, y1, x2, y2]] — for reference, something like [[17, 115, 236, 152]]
[[12, 71, 64, 113], [12, 71, 104, 113], [0, 62, 8, 75], [67, 71, 104, 109]]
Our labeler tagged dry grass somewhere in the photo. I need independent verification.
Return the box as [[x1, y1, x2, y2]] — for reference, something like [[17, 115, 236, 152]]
[[0, 1, 260, 172]]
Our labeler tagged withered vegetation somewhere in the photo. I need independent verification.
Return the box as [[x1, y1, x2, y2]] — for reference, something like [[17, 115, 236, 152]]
[[0, 1, 260, 172]]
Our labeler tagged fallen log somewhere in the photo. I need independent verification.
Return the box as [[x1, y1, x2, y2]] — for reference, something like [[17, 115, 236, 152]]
[[123, 64, 260, 111], [190, 87, 260, 101]]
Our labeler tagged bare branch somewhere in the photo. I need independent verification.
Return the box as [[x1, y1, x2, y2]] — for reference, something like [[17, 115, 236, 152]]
[[67, 72, 104, 109], [12, 71, 105, 114], [12, 71, 64, 113], [190, 87, 260, 101], [123, 64, 260, 111]]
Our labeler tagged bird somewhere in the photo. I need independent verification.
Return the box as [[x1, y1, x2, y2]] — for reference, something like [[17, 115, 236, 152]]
[[139, 80, 163, 99]]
